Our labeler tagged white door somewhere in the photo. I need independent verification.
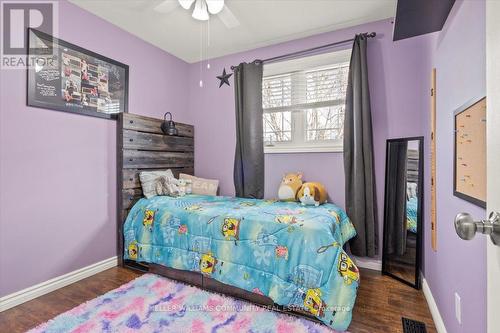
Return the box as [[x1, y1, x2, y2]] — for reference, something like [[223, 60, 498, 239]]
[[487, 2, 500, 333]]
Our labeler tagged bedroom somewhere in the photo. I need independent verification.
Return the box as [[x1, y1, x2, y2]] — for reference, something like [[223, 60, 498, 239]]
[[0, 0, 499, 332]]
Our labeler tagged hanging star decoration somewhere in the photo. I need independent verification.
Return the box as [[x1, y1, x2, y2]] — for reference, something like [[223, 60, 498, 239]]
[[217, 68, 233, 88]]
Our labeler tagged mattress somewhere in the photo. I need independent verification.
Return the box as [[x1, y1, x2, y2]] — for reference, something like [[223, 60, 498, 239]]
[[123, 194, 359, 331]]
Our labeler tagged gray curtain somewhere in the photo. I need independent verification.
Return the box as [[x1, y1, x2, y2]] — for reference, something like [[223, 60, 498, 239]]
[[233, 62, 264, 199], [385, 141, 408, 256], [344, 34, 378, 257]]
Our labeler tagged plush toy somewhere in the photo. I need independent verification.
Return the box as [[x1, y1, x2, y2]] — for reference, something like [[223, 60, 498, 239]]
[[297, 182, 328, 206], [155, 174, 183, 196], [278, 172, 303, 201]]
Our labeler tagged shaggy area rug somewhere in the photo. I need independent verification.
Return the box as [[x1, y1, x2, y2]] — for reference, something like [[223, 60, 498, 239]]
[[29, 274, 341, 333]]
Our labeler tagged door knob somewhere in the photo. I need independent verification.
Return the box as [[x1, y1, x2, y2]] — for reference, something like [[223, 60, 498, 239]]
[[454, 211, 500, 246]]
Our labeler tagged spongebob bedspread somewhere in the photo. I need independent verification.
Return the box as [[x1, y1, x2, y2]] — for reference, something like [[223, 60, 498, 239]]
[[407, 197, 418, 233], [123, 194, 359, 331]]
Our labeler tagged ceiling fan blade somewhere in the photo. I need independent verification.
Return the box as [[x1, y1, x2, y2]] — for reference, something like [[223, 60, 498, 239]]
[[218, 4, 240, 29], [153, 0, 180, 14]]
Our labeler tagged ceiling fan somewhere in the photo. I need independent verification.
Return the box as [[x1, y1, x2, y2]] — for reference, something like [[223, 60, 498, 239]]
[[154, 0, 240, 28]]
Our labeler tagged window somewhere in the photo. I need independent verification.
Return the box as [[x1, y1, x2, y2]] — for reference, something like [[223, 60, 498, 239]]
[[262, 49, 351, 153]]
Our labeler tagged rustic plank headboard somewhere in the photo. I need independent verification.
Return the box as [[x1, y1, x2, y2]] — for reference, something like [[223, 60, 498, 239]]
[[407, 149, 419, 183], [117, 113, 194, 266]]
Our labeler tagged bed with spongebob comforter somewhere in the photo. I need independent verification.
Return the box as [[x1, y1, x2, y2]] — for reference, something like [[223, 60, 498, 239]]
[[407, 196, 418, 233], [123, 194, 359, 331]]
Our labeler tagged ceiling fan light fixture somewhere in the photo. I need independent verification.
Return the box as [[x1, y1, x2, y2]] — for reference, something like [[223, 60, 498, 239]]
[[206, 0, 224, 14], [192, 0, 209, 20], [178, 0, 195, 10]]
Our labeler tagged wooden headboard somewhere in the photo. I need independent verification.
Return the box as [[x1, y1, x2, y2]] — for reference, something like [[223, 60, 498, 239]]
[[117, 113, 194, 266], [407, 149, 419, 183]]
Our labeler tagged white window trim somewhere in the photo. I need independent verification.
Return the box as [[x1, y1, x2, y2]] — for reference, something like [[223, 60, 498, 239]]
[[264, 111, 344, 154], [264, 144, 343, 154], [263, 49, 350, 154]]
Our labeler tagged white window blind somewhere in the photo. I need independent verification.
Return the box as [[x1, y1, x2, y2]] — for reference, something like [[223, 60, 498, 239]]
[[262, 49, 351, 153], [262, 74, 291, 109]]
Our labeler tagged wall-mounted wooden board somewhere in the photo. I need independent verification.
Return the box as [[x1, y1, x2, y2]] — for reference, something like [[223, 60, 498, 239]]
[[454, 97, 486, 208]]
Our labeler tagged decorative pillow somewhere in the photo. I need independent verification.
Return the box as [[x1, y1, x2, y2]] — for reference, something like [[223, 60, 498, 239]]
[[179, 173, 219, 196], [139, 169, 175, 198], [407, 182, 417, 199]]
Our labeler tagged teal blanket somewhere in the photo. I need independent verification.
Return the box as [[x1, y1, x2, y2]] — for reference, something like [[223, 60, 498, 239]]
[[407, 197, 418, 233], [124, 194, 359, 331]]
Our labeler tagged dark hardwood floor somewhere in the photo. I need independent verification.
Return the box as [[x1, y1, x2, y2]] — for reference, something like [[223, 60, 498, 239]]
[[0, 267, 436, 333], [352, 269, 436, 333]]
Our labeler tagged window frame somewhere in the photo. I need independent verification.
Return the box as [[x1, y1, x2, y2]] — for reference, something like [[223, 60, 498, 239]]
[[262, 50, 351, 154]]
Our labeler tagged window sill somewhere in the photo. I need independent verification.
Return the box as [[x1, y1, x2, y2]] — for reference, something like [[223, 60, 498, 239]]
[[264, 146, 343, 154]]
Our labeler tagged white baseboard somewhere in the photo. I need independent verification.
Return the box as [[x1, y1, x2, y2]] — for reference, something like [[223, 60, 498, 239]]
[[422, 276, 447, 333], [353, 257, 382, 271], [0, 256, 118, 312]]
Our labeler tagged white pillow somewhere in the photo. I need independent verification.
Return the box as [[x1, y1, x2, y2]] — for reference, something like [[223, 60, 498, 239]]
[[179, 174, 218, 196], [407, 182, 417, 199], [139, 169, 175, 198]]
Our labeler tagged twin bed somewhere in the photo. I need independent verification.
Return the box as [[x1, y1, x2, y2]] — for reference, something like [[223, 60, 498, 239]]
[[117, 113, 360, 331], [406, 196, 418, 233]]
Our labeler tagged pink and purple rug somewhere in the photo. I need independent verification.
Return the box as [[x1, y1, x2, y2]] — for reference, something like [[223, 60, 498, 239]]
[[29, 274, 341, 333]]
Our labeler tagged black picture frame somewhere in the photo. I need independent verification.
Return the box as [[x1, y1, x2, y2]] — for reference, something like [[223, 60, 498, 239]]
[[382, 136, 424, 290], [453, 97, 487, 208], [27, 28, 129, 120]]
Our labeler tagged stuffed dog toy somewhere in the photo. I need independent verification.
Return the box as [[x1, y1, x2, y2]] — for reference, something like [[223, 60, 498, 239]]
[[297, 182, 328, 206]]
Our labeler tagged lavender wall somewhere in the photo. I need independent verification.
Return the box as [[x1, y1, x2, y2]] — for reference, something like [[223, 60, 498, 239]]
[[187, 18, 431, 259], [0, 0, 189, 297], [424, 1, 487, 332], [0, 4, 487, 332]]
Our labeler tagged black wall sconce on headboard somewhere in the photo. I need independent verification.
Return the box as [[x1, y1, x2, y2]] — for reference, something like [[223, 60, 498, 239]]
[[161, 112, 178, 136]]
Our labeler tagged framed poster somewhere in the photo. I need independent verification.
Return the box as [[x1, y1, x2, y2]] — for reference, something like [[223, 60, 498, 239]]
[[27, 29, 128, 119], [454, 96, 486, 208]]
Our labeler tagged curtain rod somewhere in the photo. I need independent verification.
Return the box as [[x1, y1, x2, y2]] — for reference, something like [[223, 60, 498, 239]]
[[230, 32, 376, 71]]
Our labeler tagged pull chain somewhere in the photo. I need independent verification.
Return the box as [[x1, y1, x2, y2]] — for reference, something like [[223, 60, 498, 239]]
[[207, 19, 211, 69], [199, 22, 203, 88]]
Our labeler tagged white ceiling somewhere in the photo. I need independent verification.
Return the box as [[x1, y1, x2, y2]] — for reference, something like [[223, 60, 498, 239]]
[[69, 0, 396, 63]]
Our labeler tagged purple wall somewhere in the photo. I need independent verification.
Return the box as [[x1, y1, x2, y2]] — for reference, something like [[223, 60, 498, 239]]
[[0, 4, 487, 332], [424, 1, 487, 332], [187, 18, 431, 259], [0, 0, 189, 297]]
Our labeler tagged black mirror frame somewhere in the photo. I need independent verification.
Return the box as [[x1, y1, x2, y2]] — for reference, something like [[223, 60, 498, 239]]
[[382, 136, 424, 290]]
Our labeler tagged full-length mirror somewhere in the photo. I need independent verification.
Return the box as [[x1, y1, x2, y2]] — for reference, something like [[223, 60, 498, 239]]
[[382, 137, 423, 289]]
